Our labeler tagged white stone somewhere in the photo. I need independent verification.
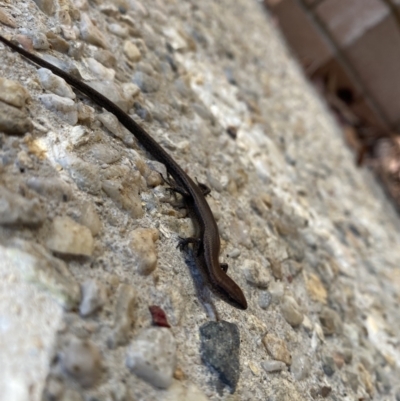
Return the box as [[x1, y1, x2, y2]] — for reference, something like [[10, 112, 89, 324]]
[[37, 68, 76, 99], [126, 328, 176, 389], [39, 94, 78, 125]]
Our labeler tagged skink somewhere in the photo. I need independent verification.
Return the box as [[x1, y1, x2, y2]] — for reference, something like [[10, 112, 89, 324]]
[[0, 33, 248, 310]]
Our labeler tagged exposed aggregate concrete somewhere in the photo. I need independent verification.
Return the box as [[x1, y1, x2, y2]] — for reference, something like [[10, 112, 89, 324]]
[[0, 0, 400, 400]]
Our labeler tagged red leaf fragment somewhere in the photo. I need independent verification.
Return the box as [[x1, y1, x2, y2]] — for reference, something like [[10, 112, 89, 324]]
[[149, 305, 170, 328]]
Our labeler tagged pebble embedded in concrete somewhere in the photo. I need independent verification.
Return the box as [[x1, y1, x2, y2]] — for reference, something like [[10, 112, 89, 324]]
[[319, 307, 343, 336], [0, 8, 16, 28], [291, 353, 311, 381], [0, 101, 33, 135], [322, 353, 336, 377], [102, 178, 144, 218], [46, 32, 70, 53], [108, 284, 136, 348], [0, 186, 45, 226], [61, 338, 103, 388], [129, 228, 159, 275], [243, 259, 271, 288], [200, 321, 241, 392], [4, 240, 81, 310], [126, 327, 176, 389], [79, 13, 109, 49], [258, 291, 272, 309], [261, 360, 287, 373], [123, 41, 142, 62], [86, 57, 116, 81], [87, 81, 129, 112], [306, 272, 328, 304], [32, 0, 55, 15], [163, 380, 210, 401], [39, 94, 78, 125], [59, 156, 102, 194], [133, 71, 160, 93], [97, 110, 136, 146], [37, 68, 76, 99], [0, 77, 30, 107], [26, 176, 73, 202], [46, 216, 94, 257], [280, 295, 304, 327], [262, 333, 292, 365], [79, 279, 107, 317]]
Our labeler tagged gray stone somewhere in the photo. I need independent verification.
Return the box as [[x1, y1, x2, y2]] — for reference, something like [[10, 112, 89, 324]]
[[108, 284, 136, 348], [33, 0, 55, 15], [60, 156, 102, 194], [86, 57, 115, 81], [193, 102, 214, 122], [268, 280, 284, 303], [291, 353, 311, 381], [133, 71, 160, 93], [261, 360, 287, 373], [97, 110, 135, 147], [200, 321, 241, 392], [0, 186, 45, 226], [37, 68, 76, 99], [79, 279, 107, 317], [321, 353, 335, 377], [109, 23, 129, 38], [89, 143, 121, 164], [61, 338, 103, 388], [243, 259, 271, 288], [375, 366, 391, 394], [258, 291, 272, 309], [26, 176, 73, 202], [345, 368, 359, 392], [42, 55, 82, 79], [32, 32, 50, 50], [88, 81, 129, 112], [39, 94, 78, 125], [77, 202, 102, 236]]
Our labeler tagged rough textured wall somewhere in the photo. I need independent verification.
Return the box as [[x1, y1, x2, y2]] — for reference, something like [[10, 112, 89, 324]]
[[0, 0, 400, 400]]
